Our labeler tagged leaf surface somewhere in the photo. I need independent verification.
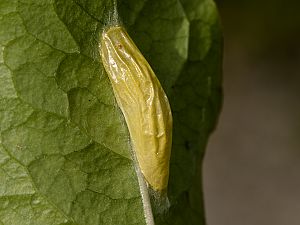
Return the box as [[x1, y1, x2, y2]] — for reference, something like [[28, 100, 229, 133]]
[[0, 0, 222, 224]]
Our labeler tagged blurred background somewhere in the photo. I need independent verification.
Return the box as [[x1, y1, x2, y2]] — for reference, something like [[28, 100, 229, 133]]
[[203, 0, 300, 225]]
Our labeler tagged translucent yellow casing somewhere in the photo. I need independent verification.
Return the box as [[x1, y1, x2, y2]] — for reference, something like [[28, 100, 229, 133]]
[[100, 26, 172, 192]]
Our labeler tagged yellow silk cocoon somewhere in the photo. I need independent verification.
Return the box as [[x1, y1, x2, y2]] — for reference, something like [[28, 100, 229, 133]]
[[100, 26, 172, 192]]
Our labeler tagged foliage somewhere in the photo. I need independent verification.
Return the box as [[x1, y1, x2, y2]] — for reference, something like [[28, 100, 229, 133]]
[[0, 0, 222, 224]]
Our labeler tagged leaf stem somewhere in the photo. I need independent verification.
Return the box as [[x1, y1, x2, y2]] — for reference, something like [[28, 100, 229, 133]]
[[132, 151, 155, 225]]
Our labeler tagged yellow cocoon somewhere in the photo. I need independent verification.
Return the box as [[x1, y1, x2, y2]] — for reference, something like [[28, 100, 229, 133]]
[[100, 26, 172, 192]]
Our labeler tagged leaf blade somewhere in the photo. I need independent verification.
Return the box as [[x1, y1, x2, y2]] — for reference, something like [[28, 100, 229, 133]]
[[0, 0, 222, 224]]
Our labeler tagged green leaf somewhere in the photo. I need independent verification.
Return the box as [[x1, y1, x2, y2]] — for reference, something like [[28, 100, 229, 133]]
[[0, 0, 222, 224]]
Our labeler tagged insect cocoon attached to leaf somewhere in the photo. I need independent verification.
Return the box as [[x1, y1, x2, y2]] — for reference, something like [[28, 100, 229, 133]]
[[100, 26, 172, 192]]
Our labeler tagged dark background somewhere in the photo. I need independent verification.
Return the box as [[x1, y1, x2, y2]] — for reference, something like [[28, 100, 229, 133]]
[[204, 0, 300, 224]]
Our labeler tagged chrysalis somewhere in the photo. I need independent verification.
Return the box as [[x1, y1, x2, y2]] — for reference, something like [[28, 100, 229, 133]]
[[100, 26, 172, 192]]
